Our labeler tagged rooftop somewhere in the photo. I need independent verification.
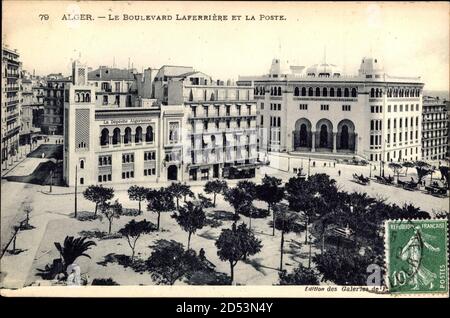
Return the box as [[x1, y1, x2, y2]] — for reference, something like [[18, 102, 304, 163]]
[[88, 67, 136, 81]]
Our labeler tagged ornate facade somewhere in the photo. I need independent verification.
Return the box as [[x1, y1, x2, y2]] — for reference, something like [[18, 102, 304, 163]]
[[239, 57, 424, 164]]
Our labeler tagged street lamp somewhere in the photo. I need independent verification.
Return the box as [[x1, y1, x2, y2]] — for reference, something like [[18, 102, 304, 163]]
[[49, 169, 53, 192], [308, 234, 313, 269], [308, 157, 311, 177], [74, 165, 78, 219]]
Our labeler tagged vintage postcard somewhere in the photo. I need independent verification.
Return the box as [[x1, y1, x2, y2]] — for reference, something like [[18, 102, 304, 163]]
[[1, 1, 449, 300]]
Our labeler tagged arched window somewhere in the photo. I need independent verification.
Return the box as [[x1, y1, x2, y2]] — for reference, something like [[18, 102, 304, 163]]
[[112, 128, 121, 145], [124, 127, 132, 144], [85, 93, 90, 102], [210, 92, 215, 101], [405, 89, 409, 97], [75, 93, 80, 102], [277, 87, 282, 96], [81, 93, 85, 102], [146, 126, 154, 142], [135, 126, 143, 143], [344, 88, 349, 97], [400, 89, 404, 97], [308, 87, 313, 96], [323, 87, 328, 97], [315, 87, 321, 97], [370, 88, 375, 98], [337, 88, 342, 97], [270, 87, 274, 96], [301, 87, 306, 96], [387, 89, 392, 97], [330, 87, 335, 97], [394, 89, 398, 97], [351, 88, 357, 97], [100, 128, 109, 146], [294, 87, 299, 96], [80, 160, 85, 169]]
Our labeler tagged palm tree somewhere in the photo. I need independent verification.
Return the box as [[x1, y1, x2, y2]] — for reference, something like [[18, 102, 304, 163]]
[[54, 236, 96, 270]]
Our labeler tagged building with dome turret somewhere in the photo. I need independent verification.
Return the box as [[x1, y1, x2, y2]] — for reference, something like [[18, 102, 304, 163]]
[[238, 57, 424, 171]]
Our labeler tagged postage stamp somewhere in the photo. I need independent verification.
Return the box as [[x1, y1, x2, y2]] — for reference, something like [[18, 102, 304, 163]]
[[386, 219, 449, 295]]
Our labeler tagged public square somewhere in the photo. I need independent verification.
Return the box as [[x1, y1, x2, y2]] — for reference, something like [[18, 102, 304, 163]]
[[1, 141, 448, 288]]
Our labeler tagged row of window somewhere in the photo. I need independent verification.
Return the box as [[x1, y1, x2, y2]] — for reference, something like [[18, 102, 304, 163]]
[[199, 118, 252, 131], [188, 89, 251, 102], [387, 117, 420, 129], [386, 131, 419, 143], [370, 120, 382, 131], [387, 104, 419, 112], [294, 87, 357, 98], [191, 104, 253, 117], [270, 116, 281, 127], [270, 103, 281, 111], [100, 126, 154, 146]]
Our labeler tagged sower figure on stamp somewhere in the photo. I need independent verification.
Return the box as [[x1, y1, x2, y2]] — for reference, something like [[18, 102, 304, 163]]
[[399, 226, 440, 290]]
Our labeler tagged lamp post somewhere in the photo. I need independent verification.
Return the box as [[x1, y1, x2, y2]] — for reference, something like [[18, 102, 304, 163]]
[[49, 169, 53, 193], [308, 157, 311, 177], [74, 165, 78, 219], [308, 234, 313, 269]]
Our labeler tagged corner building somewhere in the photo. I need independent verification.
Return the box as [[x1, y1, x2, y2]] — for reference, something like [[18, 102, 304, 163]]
[[239, 57, 424, 164], [63, 62, 258, 186]]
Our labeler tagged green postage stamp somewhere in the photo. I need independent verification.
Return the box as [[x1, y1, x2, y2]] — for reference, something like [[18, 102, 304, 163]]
[[386, 219, 448, 295]]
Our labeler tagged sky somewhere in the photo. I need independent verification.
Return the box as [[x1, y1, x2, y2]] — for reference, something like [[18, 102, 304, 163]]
[[2, 1, 449, 91]]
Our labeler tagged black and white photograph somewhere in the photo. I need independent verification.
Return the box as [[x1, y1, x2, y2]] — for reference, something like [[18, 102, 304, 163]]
[[1, 1, 449, 299]]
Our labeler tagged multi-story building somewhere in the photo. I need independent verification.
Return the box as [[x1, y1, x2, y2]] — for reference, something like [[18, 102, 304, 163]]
[[153, 65, 258, 181], [20, 71, 45, 145], [63, 62, 258, 186], [421, 96, 448, 161], [42, 74, 71, 135], [238, 57, 424, 168], [87, 66, 142, 108], [2, 46, 22, 168], [64, 61, 160, 186]]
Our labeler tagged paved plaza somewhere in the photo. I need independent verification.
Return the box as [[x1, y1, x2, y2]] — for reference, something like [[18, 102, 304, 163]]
[[0, 151, 448, 288]]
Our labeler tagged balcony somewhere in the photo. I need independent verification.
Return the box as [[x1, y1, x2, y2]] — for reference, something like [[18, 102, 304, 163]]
[[5, 86, 19, 92]]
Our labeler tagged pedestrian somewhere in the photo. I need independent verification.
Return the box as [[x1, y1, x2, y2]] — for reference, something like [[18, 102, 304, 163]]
[[324, 162, 326, 167], [41, 152, 45, 159], [338, 170, 341, 177], [333, 162, 336, 168], [313, 161, 316, 167]]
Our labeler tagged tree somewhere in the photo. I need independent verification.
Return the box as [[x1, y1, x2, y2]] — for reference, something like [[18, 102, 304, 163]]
[[204, 180, 228, 207], [286, 174, 337, 244], [279, 264, 320, 285], [388, 162, 403, 182], [439, 165, 449, 185], [223, 186, 252, 222], [414, 161, 433, 184], [402, 161, 415, 177], [118, 219, 157, 261], [83, 185, 114, 217], [54, 236, 96, 271], [172, 201, 206, 249], [215, 223, 262, 284], [168, 182, 191, 209], [273, 203, 302, 271], [99, 199, 123, 234], [313, 248, 377, 285], [256, 175, 284, 236], [146, 240, 203, 285], [180, 183, 194, 203], [147, 188, 176, 230], [127, 186, 149, 214]]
